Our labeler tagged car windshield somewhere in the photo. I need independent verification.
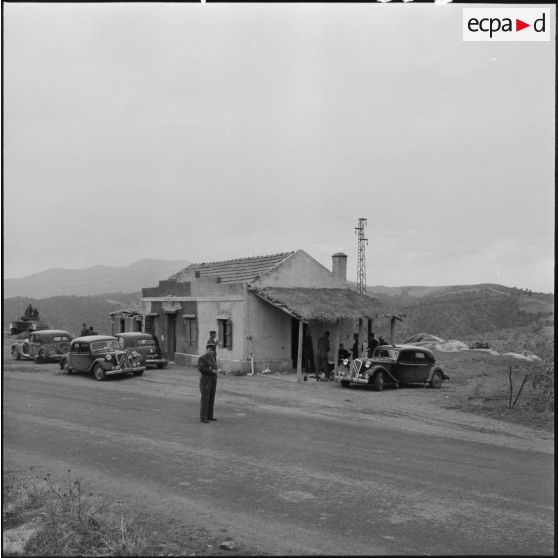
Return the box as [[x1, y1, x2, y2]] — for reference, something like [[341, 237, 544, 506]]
[[91, 339, 121, 352], [373, 349, 399, 360], [53, 336, 71, 342]]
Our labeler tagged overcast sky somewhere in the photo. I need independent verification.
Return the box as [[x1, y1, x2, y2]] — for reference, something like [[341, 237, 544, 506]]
[[3, 3, 555, 292]]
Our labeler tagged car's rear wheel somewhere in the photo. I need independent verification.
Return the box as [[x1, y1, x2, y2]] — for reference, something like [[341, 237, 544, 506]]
[[93, 364, 106, 381], [373, 371, 384, 391], [340, 380, 350, 388], [11, 349, 21, 361], [430, 370, 443, 389]]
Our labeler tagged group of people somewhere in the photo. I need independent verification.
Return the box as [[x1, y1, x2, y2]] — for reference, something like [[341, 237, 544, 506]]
[[80, 323, 97, 336], [301, 329, 390, 381], [22, 304, 40, 321]]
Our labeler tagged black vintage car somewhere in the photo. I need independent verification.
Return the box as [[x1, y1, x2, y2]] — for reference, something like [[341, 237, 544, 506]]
[[59, 335, 146, 381], [115, 332, 168, 369], [334, 344, 448, 391], [11, 330, 73, 363]]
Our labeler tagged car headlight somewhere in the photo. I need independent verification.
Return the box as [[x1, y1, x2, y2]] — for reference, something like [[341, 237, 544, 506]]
[[364, 361, 372, 368], [342, 359, 349, 366], [132, 351, 140, 358], [105, 354, 112, 361]]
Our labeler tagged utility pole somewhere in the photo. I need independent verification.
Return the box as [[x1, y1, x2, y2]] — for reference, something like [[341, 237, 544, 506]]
[[355, 217, 368, 294]]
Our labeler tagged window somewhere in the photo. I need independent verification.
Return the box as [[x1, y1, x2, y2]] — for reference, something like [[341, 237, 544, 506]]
[[414, 352, 427, 364], [399, 351, 415, 364], [218, 319, 233, 350], [184, 318, 198, 347]]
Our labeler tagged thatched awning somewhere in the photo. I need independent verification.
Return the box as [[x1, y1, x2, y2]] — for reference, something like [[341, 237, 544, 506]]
[[250, 287, 384, 322]]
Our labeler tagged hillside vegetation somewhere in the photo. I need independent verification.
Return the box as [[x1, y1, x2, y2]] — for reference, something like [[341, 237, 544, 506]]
[[371, 285, 553, 359], [3, 293, 141, 337]]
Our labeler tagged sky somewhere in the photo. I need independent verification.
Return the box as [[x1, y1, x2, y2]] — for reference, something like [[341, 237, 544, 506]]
[[2, 2, 555, 292]]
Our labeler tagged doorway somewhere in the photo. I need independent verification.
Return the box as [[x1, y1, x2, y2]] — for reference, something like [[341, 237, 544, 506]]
[[166, 313, 177, 359]]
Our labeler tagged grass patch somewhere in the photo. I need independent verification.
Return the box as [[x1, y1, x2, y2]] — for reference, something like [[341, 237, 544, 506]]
[[3, 469, 149, 556]]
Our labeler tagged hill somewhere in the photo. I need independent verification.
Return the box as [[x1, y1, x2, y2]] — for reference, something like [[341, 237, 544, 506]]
[[3, 293, 142, 338], [370, 285, 554, 359], [3, 259, 190, 299]]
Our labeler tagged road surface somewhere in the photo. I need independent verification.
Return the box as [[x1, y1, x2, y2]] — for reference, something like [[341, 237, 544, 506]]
[[2, 363, 554, 555]]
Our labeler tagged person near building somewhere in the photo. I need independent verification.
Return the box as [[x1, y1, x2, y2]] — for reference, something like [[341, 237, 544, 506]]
[[302, 329, 316, 377], [338, 343, 351, 362], [206, 330, 218, 350], [197, 342, 220, 423], [367, 332, 379, 357], [351, 333, 360, 359], [378, 336, 388, 346], [80, 323, 89, 336], [316, 331, 331, 380]]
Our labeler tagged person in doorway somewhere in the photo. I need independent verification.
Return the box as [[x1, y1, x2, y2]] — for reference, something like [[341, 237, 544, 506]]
[[367, 332, 379, 357], [302, 329, 315, 377], [316, 331, 330, 380], [197, 342, 220, 423], [351, 333, 359, 359]]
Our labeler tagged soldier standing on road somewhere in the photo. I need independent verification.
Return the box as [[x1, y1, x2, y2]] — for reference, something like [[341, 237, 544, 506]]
[[197, 342, 220, 423]]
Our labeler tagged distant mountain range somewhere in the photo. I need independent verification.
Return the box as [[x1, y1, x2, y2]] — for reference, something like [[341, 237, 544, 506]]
[[3, 259, 190, 299]]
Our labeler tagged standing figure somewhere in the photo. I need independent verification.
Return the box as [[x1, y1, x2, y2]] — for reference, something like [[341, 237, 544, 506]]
[[206, 330, 218, 351], [197, 342, 220, 423], [301, 329, 315, 376], [316, 331, 331, 380], [378, 336, 388, 346], [367, 332, 379, 357], [351, 333, 359, 359]]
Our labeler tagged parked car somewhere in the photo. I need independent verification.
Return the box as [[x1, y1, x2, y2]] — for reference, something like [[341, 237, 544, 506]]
[[11, 330, 73, 363], [59, 335, 146, 381], [114, 332, 168, 369], [334, 344, 448, 391]]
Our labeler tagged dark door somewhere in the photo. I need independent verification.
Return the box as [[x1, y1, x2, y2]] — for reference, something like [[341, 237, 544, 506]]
[[166, 314, 177, 359]]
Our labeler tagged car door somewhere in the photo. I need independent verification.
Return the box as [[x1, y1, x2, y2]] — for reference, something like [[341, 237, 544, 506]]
[[394, 350, 416, 383], [68, 342, 90, 371], [27, 334, 39, 358], [413, 350, 431, 382]]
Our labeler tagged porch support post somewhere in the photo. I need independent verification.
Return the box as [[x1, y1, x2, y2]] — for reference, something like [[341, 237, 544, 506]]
[[297, 319, 304, 383], [333, 319, 340, 375], [358, 318, 365, 357]]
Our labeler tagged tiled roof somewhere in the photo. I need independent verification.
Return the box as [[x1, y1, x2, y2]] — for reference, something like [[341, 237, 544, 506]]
[[170, 252, 295, 284]]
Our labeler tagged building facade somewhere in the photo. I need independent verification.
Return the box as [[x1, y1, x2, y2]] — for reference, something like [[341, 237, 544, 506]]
[[141, 250, 381, 374]]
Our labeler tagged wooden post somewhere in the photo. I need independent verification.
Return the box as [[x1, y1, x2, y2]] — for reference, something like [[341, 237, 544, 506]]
[[297, 319, 303, 383], [333, 319, 340, 378], [390, 316, 396, 345], [358, 318, 365, 357]]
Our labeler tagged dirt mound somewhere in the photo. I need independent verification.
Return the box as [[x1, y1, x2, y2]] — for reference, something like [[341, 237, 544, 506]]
[[501, 350, 542, 362], [435, 339, 470, 352], [404, 333, 445, 346]]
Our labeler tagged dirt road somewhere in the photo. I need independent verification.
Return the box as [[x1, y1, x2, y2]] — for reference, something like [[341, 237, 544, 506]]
[[2, 361, 554, 555]]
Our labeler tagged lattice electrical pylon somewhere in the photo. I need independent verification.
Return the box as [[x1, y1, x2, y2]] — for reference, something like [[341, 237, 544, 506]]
[[355, 217, 368, 294]]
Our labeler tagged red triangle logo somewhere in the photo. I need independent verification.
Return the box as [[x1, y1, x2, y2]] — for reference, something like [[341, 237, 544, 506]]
[[516, 19, 530, 32]]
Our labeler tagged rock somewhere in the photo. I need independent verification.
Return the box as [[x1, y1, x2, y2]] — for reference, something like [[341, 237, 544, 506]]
[[220, 540, 236, 550], [3, 517, 42, 554]]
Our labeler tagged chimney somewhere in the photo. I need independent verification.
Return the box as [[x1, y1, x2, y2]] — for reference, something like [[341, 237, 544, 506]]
[[331, 252, 347, 281]]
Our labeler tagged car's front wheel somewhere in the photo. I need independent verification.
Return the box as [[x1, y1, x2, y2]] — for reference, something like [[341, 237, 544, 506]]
[[430, 370, 443, 389], [157, 363, 167, 369], [11, 349, 21, 361], [372, 371, 384, 391], [63, 360, 73, 375], [132, 370, 144, 376], [93, 363, 106, 381], [340, 380, 350, 388]]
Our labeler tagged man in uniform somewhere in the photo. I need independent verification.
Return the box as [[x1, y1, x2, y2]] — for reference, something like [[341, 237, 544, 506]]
[[197, 342, 220, 423], [206, 330, 218, 350]]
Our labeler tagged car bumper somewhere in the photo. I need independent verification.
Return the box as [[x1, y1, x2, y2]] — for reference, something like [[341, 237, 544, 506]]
[[334, 371, 369, 384], [105, 365, 146, 376], [145, 358, 168, 367]]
